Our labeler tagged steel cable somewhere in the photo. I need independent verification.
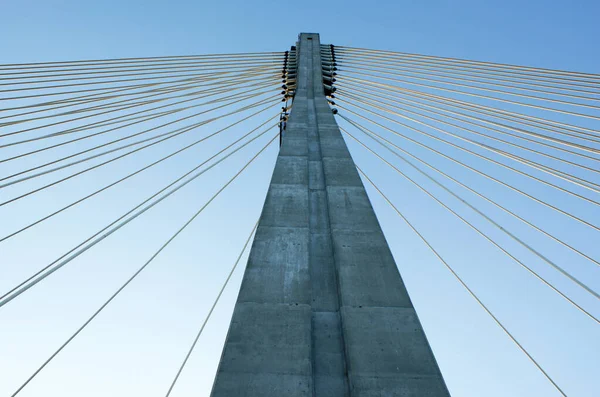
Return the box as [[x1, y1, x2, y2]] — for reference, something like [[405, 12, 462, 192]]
[[340, 118, 600, 299], [0, 115, 281, 305], [342, 127, 599, 323], [335, 103, 600, 233], [337, 90, 600, 195], [341, 74, 600, 138], [355, 164, 568, 397], [338, 61, 600, 105], [0, 67, 279, 123], [0, 80, 277, 165], [164, 220, 259, 396], [335, 46, 600, 83], [336, 80, 600, 166], [8, 131, 279, 397], [334, 50, 600, 92], [0, 94, 279, 207], [340, 69, 600, 121], [335, 95, 600, 206], [0, 74, 280, 143], [339, 113, 600, 270], [334, 53, 600, 95]]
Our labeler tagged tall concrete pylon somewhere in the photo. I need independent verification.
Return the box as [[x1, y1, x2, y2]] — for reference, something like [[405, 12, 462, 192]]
[[211, 33, 450, 397]]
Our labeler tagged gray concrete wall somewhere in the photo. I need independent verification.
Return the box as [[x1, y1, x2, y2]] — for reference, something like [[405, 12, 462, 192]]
[[210, 33, 449, 397]]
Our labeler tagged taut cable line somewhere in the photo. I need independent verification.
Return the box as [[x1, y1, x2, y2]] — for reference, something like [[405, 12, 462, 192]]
[[336, 79, 600, 165], [0, 94, 280, 206], [0, 113, 281, 306], [0, 51, 286, 70], [335, 51, 600, 92], [340, 74, 600, 137], [335, 103, 600, 233], [340, 69, 600, 121], [0, 84, 278, 180], [334, 53, 600, 95], [0, 75, 279, 150], [0, 81, 273, 165], [0, 65, 278, 102], [0, 64, 280, 95], [355, 165, 568, 397], [338, 90, 600, 194], [341, 126, 600, 323], [340, 118, 600, 300], [164, 220, 259, 396], [0, 71, 279, 128], [0, 113, 282, 245], [336, 45, 600, 83], [338, 61, 600, 105], [0, 67, 279, 123], [0, 89, 280, 187], [0, 62, 283, 87], [335, 95, 600, 207], [8, 132, 280, 397], [0, 58, 285, 80], [338, 113, 600, 270], [0, 73, 280, 143]]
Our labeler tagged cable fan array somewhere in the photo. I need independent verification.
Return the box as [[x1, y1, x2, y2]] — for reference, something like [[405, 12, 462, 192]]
[[0, 51, 291, 396], [1, 43, 599, 397], [322, 44, 600, 397]]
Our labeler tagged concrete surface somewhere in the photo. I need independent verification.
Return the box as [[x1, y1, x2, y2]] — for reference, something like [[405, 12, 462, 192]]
[[210, 33, 449, 397]]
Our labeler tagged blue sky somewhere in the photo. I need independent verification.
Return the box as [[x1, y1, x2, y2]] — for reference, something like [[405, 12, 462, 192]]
[[1, 1, 599, 396]]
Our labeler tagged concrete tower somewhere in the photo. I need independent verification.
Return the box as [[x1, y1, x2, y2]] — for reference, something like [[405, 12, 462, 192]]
[[211, 33, 450, 397]]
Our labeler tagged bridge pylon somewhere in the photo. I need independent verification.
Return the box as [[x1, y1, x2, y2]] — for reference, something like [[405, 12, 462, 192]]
[[210, 32, 450, 397]]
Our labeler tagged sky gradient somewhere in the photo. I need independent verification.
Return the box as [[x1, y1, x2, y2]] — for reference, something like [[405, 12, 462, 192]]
[[1, 1, 599, 396]]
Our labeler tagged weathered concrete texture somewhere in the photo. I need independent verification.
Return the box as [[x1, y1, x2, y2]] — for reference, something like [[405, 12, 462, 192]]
[[211, 33, 449, 397], [342, 307, 441, 376], [238, 226, 310, 304], [212, 304, 313, 397], [350, 375, 450, 397], [211, 373, 312, 397], [304, 33, 349, 397], [219, 303, 312, 374]]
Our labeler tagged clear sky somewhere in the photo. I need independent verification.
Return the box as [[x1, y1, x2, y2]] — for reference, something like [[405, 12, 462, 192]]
[[1, 1, 599, 396]]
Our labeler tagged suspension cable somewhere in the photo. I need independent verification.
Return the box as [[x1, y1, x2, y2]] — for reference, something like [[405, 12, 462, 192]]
[[335, 46, 600, 83], [337, 114, 600, 270], [164, 220, 259, 396], [0, 112, 281, 246], [340, 119, 600, 299], [340, 69, 600, 121], [0, 65, 277, 102], [0, 95, 279, 207], [0, 88, 276, 184], [342, 126, 599, 323], [0, 62, 282, 87], [341, 74, 600, 138], [338, 62, 600, 107], [334, 52, 600, 95], [8, 132, 279, 397], [0, 117, 280, 307], [0, 73, 279, 144], [0, 77, 279, 166], [337, 90, 600, 194], [0, 58, 284, 81], [0, 67, 278, 123], [0, 64, 279, 95], [335, 104, 600, 233], [335, 96, 600, 207], [336, 80, 600, 165], [355, 165, 568, 397], [0, 51, 285, 69]]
